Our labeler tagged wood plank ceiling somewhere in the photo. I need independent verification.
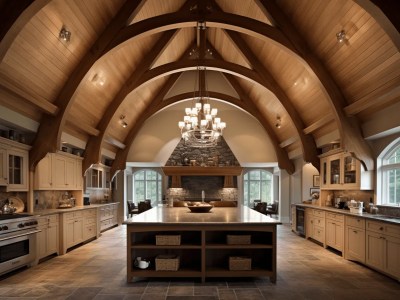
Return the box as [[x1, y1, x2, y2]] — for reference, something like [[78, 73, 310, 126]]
[[0, 0, 399, 176]]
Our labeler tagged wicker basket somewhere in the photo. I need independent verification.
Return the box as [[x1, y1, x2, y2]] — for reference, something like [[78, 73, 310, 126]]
[[155, 254, 180, 271], [227, 235, 251, 245], [229, 256, 252, 271], [156, 235, 181, 245]]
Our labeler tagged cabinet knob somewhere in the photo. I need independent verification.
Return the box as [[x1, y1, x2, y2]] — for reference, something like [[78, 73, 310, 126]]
[[379, 227, 383, 231], [332, 223, 335, 225], [353, 230, 357, 234]]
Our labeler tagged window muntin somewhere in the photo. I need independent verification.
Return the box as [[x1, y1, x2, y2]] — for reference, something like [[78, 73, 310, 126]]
[[243, 169, 273, 207], [133, 170, 162, 206]]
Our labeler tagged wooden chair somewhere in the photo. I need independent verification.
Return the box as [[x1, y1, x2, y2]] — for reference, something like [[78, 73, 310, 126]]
[[138, 201, 152, 213], [265, 201, 279, 217], [127, 201, 139, 217]]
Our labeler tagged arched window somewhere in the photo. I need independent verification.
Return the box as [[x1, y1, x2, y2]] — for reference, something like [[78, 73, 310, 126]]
[[133, 169, 162, 206], [378, 138, 400, 206], [243, 169, 273, 207]]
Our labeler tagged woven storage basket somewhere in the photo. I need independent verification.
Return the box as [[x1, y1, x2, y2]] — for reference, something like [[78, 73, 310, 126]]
[[156, 235, 181, 245], [229, 256, 252, 271], [155, 254, 180, 271], [227, 235, 251, 245]]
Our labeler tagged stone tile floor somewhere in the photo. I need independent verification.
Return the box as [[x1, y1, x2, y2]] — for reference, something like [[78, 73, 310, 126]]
[[0, 224, 399, 299]]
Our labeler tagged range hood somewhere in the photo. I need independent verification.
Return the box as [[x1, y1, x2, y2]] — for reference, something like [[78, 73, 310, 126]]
[[162, 166, 243, 188]]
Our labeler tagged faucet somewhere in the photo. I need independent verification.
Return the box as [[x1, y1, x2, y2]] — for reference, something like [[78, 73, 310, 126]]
[[201, 190, 205, 203]]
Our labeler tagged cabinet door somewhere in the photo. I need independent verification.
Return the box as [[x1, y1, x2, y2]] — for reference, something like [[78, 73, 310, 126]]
[[76, 159, 83, 189], [291, 206, 296, 232], [326, 220, 336, 248], [0, 148, 7, 185], [385, 235, 400, 278], [66, 220, 75, 248], [342, 154, 360, 189], [366, 231, 385, 271], [306, 215, 313, 239], [64, 157, 75, 188], [328, 154, 341, 188], [320, 157, 328, 188], [73, 218, 83, 243], [335, 223, 344, 251], [37, 226, 48, 259], [47, 224, 59, 255], [34, 153, 53, 189], [53, 155, 67, 189], [346, 227, 365, 263], [7, 149, 28, 191]]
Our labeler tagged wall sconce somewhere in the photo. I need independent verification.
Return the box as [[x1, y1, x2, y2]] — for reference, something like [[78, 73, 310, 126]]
[[59, 27, 71, 42], [275, 116, 281, 128], [119, 115, 127, 128], [336, 30, 346, 43]]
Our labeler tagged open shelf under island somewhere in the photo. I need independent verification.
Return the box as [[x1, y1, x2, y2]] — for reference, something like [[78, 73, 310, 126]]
[[124, 205, 281, 283]]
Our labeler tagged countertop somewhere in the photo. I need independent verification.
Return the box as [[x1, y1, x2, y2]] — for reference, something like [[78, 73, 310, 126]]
[[124, 205, 281, 225], [32, 202, 118, 216], [294, 203, 400, 225]]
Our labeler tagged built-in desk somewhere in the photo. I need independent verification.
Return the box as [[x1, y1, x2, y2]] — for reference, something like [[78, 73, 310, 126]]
[[124, 205, 281, 283]]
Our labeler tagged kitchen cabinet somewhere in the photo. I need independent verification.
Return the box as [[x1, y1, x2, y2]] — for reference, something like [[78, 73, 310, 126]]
[[344, 216, 365, 263], [319, 150, 373, 190], [0, 137, 30, 191], [83, 208, 97, 241], [325, 212, 344, 253], [291, 205, 296, 232], [305, 208, 325, 245], [99, 203, 118, 232], [127, 217, 278, 283], [85, 164, 110, 190], [60, 210, 84, 254], [34, 152, 83, 190], [366, 220, 400, 280], [37, 214, 59, 260]]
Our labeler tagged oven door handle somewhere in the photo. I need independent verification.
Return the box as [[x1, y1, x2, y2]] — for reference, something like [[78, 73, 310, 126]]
[[0, 229, 41, 242]]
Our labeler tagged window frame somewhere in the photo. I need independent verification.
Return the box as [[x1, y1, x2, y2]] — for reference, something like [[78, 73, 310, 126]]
[[377, 138, 400, 206], [133, 169, 163, 206], [243, 169, 273, 207]]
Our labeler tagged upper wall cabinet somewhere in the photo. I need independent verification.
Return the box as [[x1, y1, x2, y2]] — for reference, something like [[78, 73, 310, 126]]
[[34, 152, 83, 190], [85, 164, 110, 190], [320, 150, 373, 190], [0, 137, 30, 191]]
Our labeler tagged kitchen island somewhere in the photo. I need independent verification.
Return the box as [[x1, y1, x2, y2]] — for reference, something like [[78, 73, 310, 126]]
[[124, 205, 281, 283]]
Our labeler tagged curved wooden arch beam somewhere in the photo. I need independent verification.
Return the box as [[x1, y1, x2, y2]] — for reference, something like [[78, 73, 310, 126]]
[[83, 30, 182, 173], [224, 29, 319, 170], [28, 0, 146, 170], [110, 91, 295, 177], [257, 0, 374, 170]]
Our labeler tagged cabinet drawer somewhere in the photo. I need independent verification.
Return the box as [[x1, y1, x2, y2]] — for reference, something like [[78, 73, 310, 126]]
[[314, 216, 325, 228], [346, 216, 365, 229], [313, 209, 325, 217], [366, 220, 400, 238], [313, 226, 325, 243], [83, 209, 96, 217], [85, 217, 96, 225], [326, 212, 344, 222]]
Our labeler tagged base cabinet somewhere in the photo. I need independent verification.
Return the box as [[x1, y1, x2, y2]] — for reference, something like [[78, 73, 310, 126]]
[[366, 220, 400, 280], [344, 216, 365, 263], [60, 211, 84, 254], [305, 208, 325, 245], [99, 203, 118, 232], [325, 212, 344, 252], [127, 225, 277, 283], [37, 214, 59, 260], [83, 209, 97, 241]]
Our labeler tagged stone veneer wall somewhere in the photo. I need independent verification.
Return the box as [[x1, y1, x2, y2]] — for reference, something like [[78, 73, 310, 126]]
[[166, 176, 238, 202], [166, 136, 240, 167]]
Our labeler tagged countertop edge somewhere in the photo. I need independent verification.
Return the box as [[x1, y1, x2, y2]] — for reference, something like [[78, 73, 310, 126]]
[[32, 203, 119, 216], [293, 203, 400, 225]]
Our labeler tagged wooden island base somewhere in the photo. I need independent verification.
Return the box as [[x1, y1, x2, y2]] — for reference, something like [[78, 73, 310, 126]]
[[124, 206, 280, 283]]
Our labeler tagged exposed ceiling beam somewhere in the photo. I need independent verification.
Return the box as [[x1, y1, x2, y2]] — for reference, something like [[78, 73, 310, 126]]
[[0, 82, 58, 115], [65, 119, 99, 137], [83, 29, 179, 173], [257, 0, 374, 170], [29, 0, 146, 171], [223, 29, 319, 170], [344, 83, 400, 116], [279, 137, 298, 148], [104, 135, 125, 150], [303, 114, 335, 135]]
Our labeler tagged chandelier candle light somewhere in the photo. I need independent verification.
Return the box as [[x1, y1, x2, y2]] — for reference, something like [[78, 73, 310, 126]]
[[178, 68, 226, 148]]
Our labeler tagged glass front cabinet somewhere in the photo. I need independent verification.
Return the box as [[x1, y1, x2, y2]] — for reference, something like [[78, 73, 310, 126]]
[[320, 151, 373, 190]]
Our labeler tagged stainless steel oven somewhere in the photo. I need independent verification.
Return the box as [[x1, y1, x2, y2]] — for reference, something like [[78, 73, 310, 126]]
[[0, 214, 39, 276]]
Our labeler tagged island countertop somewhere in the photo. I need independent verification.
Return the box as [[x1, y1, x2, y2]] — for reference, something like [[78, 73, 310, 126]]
[[124, 205, 281, 225]]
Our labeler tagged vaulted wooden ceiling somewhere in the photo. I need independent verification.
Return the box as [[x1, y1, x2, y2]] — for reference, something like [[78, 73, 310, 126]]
[[0, 0, 399, 176]]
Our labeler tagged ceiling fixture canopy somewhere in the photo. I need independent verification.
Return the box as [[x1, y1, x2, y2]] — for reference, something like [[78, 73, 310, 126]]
[[336, 30, 346, 43], [178, 22, 226, 148], [59, 27, 71, 42]]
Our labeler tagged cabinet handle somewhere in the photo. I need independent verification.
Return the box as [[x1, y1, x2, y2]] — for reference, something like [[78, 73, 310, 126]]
[[353, 230, 357, 234], [332, 223, 335, 225], [357, 219, 360, 222], [379, 227, 383, 231]]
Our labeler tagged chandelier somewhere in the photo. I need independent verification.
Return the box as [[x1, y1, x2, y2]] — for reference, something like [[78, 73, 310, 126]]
[[178, 67, 226, 148]]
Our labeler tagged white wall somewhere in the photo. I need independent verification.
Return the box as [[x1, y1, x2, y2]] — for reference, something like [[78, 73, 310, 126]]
[[302, 163, 319, 202]]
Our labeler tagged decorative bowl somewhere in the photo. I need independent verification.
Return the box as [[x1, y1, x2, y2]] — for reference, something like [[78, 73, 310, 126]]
[[187, 204, 213, 213]]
